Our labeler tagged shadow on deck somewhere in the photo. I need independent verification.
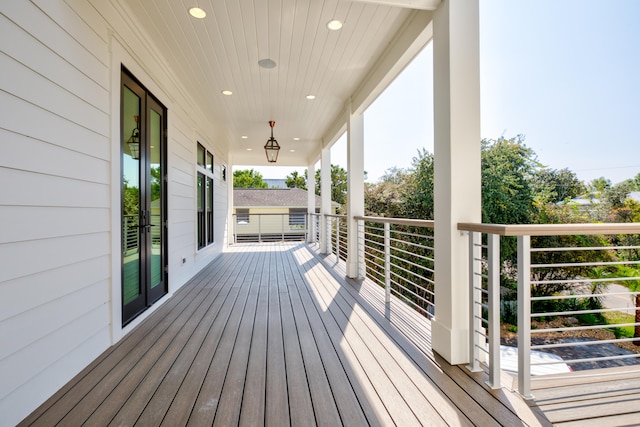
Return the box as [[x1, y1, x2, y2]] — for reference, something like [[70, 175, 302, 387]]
[[20, 242, 546, 426]]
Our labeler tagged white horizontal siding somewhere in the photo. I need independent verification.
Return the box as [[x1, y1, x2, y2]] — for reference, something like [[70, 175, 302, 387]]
[[0, 13, 109, 114], [0, 256, 109, 322], [1, 0, 108, 86], [0, 304, 110, 408], [0, 129, 109, 184], [0, 168, 109, 208], [0, 279, 109, 362], [0, 0, 230, 424], [0, 90, 110, 160], [0, 232, 110, 284], [0, 330, 110, 427]]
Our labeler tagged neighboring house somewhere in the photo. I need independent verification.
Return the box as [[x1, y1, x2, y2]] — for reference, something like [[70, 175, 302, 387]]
[[233, 188, 337, 242]]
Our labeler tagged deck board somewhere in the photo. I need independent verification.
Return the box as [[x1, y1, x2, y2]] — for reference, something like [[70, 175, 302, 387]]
[[20, 242, 555, 426]]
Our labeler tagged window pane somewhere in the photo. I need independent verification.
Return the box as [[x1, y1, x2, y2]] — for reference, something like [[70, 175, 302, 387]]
[[197, 173, 205, 248], [207, 177, 214, 244], [197, 143, 205, 167], [289, 208, 307, 227], [206, 152, 214, 173], [122, 85, 141, 304], [150, 109, 163, 289], [236, 208, 249, 224]]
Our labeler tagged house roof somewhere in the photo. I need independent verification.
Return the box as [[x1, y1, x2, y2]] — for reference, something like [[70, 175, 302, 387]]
[[234, 188, 335, 208]]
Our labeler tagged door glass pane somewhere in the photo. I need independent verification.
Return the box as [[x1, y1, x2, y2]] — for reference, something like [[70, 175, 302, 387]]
[[150, 109, 163, 289], [122, 86, 141, 304], [197, 173, 205, 248], [207, 177, 214, 243]]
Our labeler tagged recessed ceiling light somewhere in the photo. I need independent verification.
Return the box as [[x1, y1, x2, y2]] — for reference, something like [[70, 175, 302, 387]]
[[189, 7, 206, 19], [241, 135, 248, 139], [327, 20, 343, 31], [246, 148, 253, 151], [306, 95, 316, 100], [293, 137, 300, 141], [221, 90, 233, 96], [289, 149, 296, 152], [258, 58, 277, 69]]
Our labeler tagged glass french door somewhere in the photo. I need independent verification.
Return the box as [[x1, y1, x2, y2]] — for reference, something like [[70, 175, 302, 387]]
[[121, 69, 167, 325]]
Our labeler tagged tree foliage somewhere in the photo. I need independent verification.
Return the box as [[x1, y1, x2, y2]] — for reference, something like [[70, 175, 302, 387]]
[[481, 136, 539, 225], [285, 164, 348, 207], [284, 170, 306, 189], [233, 169, 268, 188], [531, 167, 585, 205]]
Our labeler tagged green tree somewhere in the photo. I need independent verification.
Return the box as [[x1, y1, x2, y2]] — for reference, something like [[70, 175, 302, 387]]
[[312, 164, 348, 206], [285, 170, 307, 189], [481, 136, 539, 225], [404, 149, 435, 220], [531, 167, 585, 205], [364, 167, 410, 218], [588, 177, 612, 196], [233, 169, 268, 188]]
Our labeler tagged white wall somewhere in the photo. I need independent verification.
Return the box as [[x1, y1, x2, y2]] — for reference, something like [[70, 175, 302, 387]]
[[0, 1, 228, 424]]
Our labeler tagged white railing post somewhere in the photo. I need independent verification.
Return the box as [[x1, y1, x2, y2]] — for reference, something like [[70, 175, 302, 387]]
[[282, 213, 285, 241], [384, 222, 391, 306], [327, 216, 331, 254], [232, 215, 237, 243], [468, 231, 482, 372], [517, 234, 533, 399], [487, 233, 501, 389], [258, 214, 262, 243], [335, 218, 340, 258]]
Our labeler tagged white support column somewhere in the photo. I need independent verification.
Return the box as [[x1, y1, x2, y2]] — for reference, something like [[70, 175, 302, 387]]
[[227, 163, 234, 246], [346, 102, 365, 278], [431, 0, 481, 365], [320, 147, 331, 254], [307, 162, 316, 243]]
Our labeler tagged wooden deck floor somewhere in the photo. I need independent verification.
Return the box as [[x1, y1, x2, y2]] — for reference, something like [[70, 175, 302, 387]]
[[20, 242, 547, 426]]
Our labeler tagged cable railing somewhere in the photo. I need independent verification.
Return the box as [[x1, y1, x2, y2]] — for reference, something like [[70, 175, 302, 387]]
[[232, 213, 307, 243], [356, 216, 435, 320], [459, 222, 640, 398], [326, 214, 348, 262]]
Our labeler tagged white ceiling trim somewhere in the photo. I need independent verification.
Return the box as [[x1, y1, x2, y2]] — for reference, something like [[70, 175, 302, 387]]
[[349, 0, 441, 11]]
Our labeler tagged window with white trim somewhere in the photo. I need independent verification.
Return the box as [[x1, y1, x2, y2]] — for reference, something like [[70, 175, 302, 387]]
[[197, 142, 214, 249]]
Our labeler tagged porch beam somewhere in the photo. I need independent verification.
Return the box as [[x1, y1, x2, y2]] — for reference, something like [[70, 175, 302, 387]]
[[346, 101, 365, 278], [431, 0, 481, 365]]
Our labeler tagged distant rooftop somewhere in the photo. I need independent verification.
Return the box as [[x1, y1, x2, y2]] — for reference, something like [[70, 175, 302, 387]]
[[234, 188, 336, 208]]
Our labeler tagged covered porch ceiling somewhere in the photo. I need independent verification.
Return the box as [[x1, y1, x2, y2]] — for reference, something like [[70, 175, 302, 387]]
[[123, 0, 437, 166]]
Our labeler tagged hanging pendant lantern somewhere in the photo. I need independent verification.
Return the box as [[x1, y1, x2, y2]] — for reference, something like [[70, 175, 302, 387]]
[[264, 120, 280, 163]]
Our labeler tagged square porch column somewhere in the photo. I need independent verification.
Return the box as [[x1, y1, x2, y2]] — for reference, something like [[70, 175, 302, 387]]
[[227, 163, 234, 246], [346, 103, 365, 279], [307, 162, 316, 243], [431, 0, 481, 365], [320, 147, 331, 254]]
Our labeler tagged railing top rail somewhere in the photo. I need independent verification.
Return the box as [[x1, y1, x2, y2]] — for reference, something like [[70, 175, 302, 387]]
[[458, 222, 640, 236], [355, 215, 434, 229]]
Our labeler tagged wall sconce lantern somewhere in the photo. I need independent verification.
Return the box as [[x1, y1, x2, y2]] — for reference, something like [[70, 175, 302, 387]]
[[127, 115, 140, 160], [264, 120, 280, 163]]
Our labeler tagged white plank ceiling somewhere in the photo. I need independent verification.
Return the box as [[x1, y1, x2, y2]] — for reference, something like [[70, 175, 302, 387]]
[[122, 0, 436, 166]]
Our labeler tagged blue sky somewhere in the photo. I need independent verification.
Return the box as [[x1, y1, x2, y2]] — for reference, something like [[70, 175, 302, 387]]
[[254, 0, 640, 185]]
